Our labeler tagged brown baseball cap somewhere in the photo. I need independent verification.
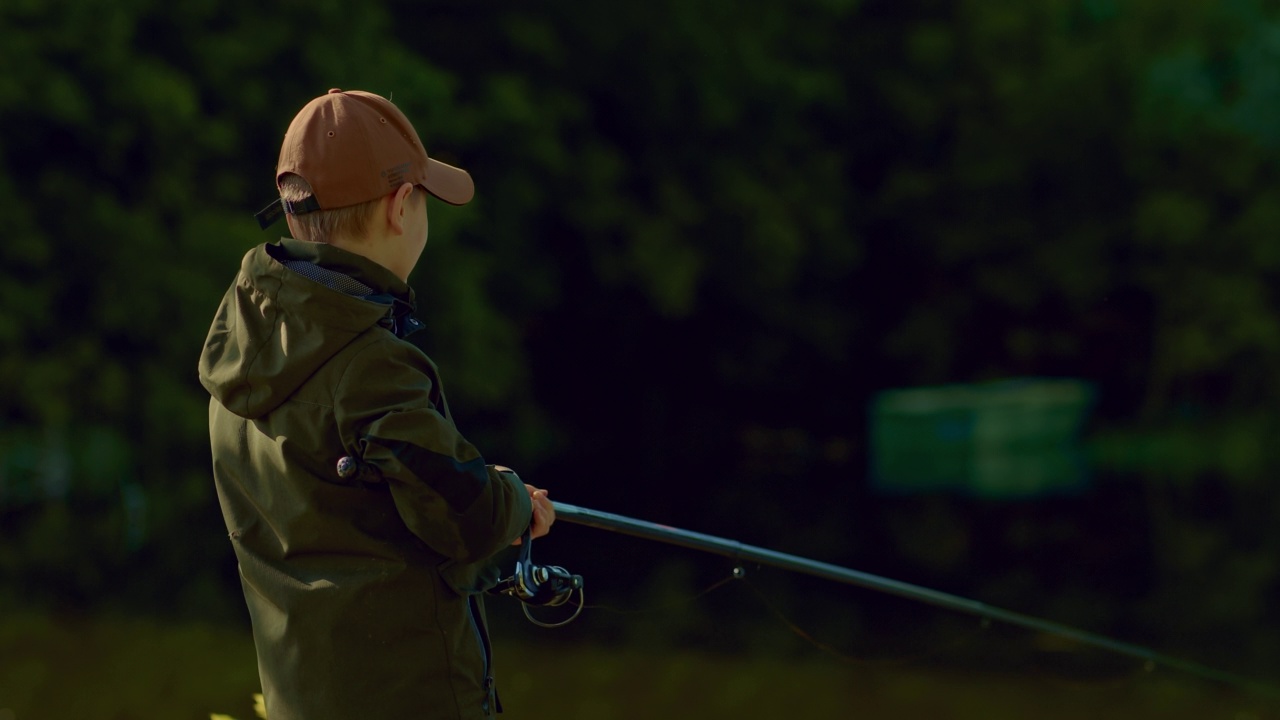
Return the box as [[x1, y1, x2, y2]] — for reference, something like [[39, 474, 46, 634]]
[[255, 88, 474, 229]]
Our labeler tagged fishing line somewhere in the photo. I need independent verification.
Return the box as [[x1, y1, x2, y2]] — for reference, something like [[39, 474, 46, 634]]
[[737, 572, 990, 668], [579, 572, 739, 616]]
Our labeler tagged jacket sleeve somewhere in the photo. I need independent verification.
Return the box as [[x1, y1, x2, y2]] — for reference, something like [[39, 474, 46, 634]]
[[333, 337, 532, 564]]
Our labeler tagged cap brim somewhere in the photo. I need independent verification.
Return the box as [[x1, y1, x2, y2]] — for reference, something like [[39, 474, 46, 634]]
[[423, 158, 474, 206]]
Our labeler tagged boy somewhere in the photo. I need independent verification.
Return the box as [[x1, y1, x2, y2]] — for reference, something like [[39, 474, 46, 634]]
[[198, 88, 553, 719]]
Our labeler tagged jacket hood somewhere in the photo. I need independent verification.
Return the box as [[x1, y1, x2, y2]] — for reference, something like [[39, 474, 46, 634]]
[[198, 238, 413, 418]]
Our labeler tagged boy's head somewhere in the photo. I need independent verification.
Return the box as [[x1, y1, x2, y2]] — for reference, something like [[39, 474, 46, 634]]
[[257, 89, 473, 247]]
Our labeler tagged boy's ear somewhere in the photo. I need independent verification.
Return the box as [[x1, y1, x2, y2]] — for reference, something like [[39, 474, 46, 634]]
[[386, 182, 415, 235]]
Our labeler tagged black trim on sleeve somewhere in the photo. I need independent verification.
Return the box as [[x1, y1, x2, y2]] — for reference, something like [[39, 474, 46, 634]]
[[380, 438, 490, 512]]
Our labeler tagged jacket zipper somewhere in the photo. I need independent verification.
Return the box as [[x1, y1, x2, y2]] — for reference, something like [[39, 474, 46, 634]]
[[467, 595, 496, 714]]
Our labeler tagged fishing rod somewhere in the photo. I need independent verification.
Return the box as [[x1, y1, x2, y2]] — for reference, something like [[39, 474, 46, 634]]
[[537, 501, 1276, 697]]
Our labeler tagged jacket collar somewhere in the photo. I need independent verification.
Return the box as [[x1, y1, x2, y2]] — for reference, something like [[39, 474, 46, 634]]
[[268, 236, 415, 305]]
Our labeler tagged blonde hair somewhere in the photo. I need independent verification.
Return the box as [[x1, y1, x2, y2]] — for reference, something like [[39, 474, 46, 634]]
[[278, 173, 381, 243]]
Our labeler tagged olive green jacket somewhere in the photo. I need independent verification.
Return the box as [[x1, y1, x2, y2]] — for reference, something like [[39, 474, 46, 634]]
[[198, 238, 531, 719]]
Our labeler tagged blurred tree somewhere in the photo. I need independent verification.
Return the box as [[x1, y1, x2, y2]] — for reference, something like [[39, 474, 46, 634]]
[[0, 0, 1278, 677], [0, 0, 502, 615]]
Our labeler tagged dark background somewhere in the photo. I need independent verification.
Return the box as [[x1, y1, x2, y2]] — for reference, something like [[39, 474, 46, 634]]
[[2, 0, 1279, 717]]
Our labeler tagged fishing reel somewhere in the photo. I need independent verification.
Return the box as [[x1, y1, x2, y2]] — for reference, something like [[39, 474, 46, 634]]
[[493, 528, 585, 628]]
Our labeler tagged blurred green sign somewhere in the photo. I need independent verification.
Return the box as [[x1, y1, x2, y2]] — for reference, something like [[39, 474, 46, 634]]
[[870, 378, 1095, 498]]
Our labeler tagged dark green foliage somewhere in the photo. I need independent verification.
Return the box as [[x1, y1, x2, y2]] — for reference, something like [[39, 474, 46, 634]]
[[1, 0, 1279, 683]]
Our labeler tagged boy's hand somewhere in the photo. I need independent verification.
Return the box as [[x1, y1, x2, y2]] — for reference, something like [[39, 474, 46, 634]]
[[513, 484, 555, 544]]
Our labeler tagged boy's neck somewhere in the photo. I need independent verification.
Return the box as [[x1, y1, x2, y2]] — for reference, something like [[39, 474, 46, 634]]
[[326, 235, 414, 283]]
